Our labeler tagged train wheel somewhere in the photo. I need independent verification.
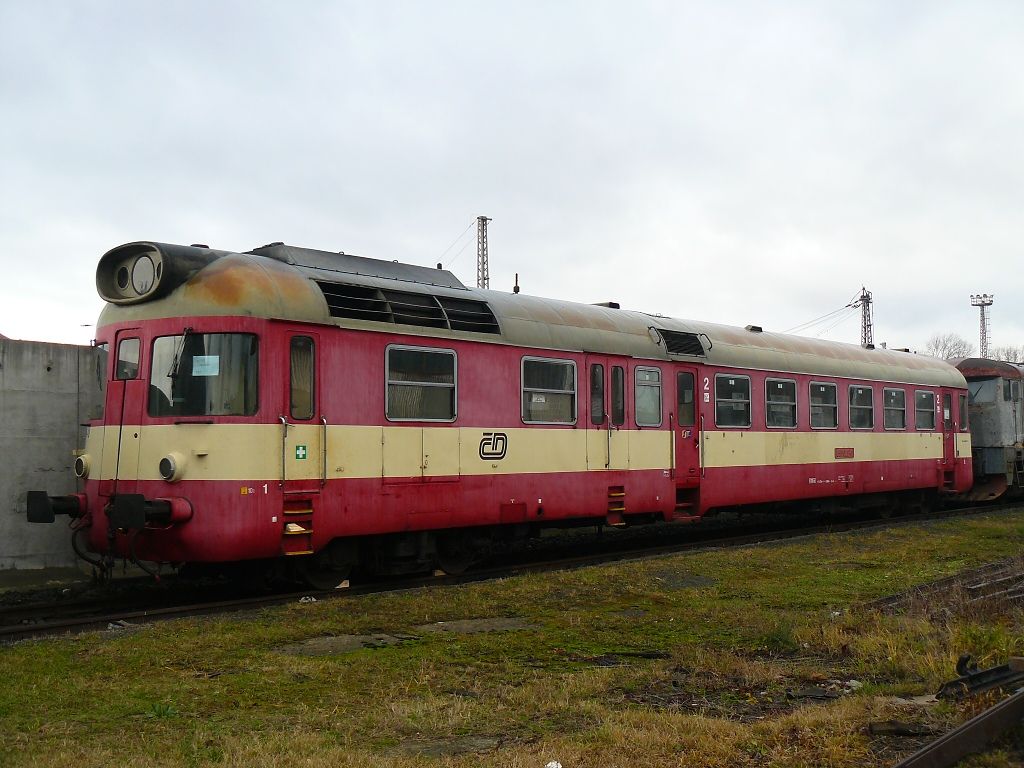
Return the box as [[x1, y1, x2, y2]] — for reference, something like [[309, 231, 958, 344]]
[[297, 540, 357, 590], [435, 531, 481, 575]]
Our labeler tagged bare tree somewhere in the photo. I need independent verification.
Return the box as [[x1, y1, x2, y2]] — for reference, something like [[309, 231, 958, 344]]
[[925, 333, 975, 360], [989, 345, 1024, 363]]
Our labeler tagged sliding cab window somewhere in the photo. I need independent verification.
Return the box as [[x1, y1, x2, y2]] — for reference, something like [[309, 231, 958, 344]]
[[522, 357, 576, 424], [290, 336, 315, 420], [386, 345, 456, 421], [883, 388, 907, 430], [915, 390, 936, 430], [715, 374, 751, 428], [1004, 379, 1022, 402], [635, 367, 663, 427], [116, 337, 140, 380], [810, 382, 838, 429], [765, 378, 796, 428], [849, 385, 874, 429], [149, 333, 259, 417]]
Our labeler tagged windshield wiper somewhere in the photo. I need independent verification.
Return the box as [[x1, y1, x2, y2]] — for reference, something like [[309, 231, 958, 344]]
[[167, 326, 194, 378]]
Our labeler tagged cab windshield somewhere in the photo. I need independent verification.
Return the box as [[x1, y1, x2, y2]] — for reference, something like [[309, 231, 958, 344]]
[[149, 333, 258, 416]]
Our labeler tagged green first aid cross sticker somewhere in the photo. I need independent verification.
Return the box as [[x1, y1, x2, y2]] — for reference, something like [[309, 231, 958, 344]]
[[295, 445, 308, 460]]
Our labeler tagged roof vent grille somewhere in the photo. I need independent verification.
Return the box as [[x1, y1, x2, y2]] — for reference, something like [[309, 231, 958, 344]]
[[315, 281, 499, 334], [657, 329, 706, 356], [437, 296, 500, 333]]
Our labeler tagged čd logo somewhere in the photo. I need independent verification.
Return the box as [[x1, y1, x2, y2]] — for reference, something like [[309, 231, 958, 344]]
[[479, 432, 508, 460]]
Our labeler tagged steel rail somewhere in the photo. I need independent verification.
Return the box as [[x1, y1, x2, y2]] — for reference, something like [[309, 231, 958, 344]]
[[1, 502, 1013, 644], [893, 687, 1024, 768]]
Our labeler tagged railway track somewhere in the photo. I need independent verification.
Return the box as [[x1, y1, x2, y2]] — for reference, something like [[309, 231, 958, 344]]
[[1, 502, 1017, 644]]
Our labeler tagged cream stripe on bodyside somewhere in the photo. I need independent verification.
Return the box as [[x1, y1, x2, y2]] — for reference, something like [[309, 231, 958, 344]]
[[701, 430, 944, 468], [82, 423, 954, 482], [955, 433, 971, 459]]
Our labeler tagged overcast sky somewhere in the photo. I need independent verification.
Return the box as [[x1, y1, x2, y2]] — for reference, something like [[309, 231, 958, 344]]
[[1, 2, 1021, 353]]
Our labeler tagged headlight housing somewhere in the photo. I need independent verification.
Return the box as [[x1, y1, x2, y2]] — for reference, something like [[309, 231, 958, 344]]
[[159, 452, 186, 483]]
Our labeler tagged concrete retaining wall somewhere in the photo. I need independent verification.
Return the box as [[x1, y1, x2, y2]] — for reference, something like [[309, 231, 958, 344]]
[[0, 340, 104, 569]]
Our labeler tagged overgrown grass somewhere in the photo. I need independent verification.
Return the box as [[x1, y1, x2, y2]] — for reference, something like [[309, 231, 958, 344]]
[[3, 509, 1024, 767]]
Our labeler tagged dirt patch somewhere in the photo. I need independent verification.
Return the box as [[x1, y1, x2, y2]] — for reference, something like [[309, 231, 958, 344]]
[[649, 569, 717, 590], [413, 617, 534, 635], [621, 665, 861, 722], [390, 735, 503, 757], [278, 617, 534, 656], [278, 633, 416, 656]]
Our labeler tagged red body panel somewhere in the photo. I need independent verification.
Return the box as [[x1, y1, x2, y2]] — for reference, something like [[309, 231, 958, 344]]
[[83, 315, 973, 564]]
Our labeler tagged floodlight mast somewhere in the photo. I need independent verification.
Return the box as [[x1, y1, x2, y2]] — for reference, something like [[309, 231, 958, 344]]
[[849, 287, 873, 348], [970, 293, 994, 358], [476, 216, 491, 289]]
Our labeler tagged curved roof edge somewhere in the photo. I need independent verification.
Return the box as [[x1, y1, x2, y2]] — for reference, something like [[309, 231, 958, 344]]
[[94, 241, 966, 388]]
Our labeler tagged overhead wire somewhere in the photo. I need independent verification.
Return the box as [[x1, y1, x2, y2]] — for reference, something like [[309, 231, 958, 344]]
[[438, 220, 476, 268]]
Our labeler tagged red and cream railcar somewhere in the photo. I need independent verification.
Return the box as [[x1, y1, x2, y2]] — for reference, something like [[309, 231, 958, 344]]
[[28, 241, 972, 582]]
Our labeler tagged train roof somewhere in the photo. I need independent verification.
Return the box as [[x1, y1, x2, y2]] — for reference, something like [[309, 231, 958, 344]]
[[95, 241, 965, 388], [953, 358, 1024, 380]]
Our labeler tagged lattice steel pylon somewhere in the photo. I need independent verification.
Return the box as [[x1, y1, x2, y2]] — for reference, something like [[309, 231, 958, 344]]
[[971, 293, 994, 357], [849, 286, 874, 347], [476, 215, 491, 289]]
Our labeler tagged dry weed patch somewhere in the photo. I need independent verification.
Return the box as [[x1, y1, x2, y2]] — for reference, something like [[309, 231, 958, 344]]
[[2, 509, 1024, 766]]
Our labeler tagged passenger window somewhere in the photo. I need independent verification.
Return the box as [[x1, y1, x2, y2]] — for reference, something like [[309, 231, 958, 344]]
[[883, 388, 906, 430], [677, 372, 695, 427], [915, 391, 936, 430], [810, 382, 838, 429], [290, 336, 315, 420], [635, 367, 662, 427], [386, 346, 456, 421], [522, 357, 576, 424], [590, 364, 605, 426], [715, 374, 751, 428], [959, 393, 969, 431], [611, 366, 625, 426], [849, 386, 874, 429], [116, 337, 140, 380], [765, 378, 796, 428]]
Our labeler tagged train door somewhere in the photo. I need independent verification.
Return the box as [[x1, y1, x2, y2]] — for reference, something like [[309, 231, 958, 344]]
[[282, 333, 325, 497], [674, 368, 700, 486], [940, 390, 954, 467], [108, 329, 145, 498], [585, 357, 629, 470]]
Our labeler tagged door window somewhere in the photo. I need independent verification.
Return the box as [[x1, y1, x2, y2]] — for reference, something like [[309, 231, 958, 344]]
[[677, 372, 695, 427], [590, 364, 605, 426], [290, 336, 315, 420], [611, 366, 625, 426]]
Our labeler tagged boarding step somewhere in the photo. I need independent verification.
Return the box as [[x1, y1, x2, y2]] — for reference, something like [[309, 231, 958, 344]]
[[281, 500, 315, 554], [673, 485, 700, 520], [606, 485, 627, 527]]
